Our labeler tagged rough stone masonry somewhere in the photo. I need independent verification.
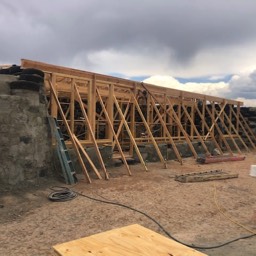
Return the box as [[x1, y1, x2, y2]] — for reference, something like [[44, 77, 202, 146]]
[[0, 74, 52, 185]]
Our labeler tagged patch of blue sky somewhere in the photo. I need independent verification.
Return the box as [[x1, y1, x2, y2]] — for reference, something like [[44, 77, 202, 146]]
[[176, 74, 233, 83], [108, 72, 149, 82]]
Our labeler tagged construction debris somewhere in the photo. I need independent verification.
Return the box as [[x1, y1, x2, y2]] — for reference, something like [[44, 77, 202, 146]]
[[175, 170, 239, 183], [197, 154, 246, 164]]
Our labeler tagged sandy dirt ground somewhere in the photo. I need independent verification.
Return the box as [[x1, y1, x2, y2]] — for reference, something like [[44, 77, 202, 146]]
[[1, 151, 256, 256]]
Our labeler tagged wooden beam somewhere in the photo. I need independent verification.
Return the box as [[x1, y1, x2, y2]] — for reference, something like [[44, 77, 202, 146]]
[[50, 74, 58, 118], [205, 104, 233, 155], [74, 84, 109, 180], [151, 96, 183, 164], [88, 76, 96, 140], [239, 110, 256, 142], [214, 105, 242, 154], [48, 80, 92, 183], [96, 89, 132, 176], [106, 84, 114, 140], [112, 101, 130, 150], [141, 83, 198, 158], [181, 103, 210, 155], [230, 107, 256, 149], [194, 104, 223, 154], [166, 99, 198, 158], [205, 102, 227, 140], [113, 94, 148, 171], [73, 135, 102, 180], [70, 79, 75, 133], [131, 92, 167, 168], [222, 110, 249, 152]]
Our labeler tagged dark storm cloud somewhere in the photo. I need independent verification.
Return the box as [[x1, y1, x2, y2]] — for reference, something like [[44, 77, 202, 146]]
[[1, 0, 256, 68]]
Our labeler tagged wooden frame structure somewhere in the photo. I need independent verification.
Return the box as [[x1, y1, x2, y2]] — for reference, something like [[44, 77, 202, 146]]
[[20, 59, 256, 182]]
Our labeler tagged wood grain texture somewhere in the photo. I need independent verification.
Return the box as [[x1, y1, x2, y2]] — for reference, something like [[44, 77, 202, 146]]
[[53, 224, 207, 256]]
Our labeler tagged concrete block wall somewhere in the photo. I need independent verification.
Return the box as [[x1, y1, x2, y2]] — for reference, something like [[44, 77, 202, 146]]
[[0, 75, 52, 185]]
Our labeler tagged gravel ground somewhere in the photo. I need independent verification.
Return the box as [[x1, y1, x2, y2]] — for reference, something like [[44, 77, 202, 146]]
[[1, 151, 256, 256]]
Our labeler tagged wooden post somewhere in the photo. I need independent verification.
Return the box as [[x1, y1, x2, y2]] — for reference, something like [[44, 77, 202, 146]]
[[107, 84, 114, 140], [181, 103, 210, 155], [205, 102, 227, 140], [130, 85, 136, 156], [73, 135, 102, 179], [222, 110, 249, 152], [96, 89, 132, 175], [237, 103, 241, 131], [48, 80, 92, 183], [166, 98, 198, 158], [205, 104, 233, 155], [202, 99, 206, 136], [231, 107, 256, 148], [70, 78, 75, 133], [50, 74, 58, 118], [74, 84, 109, 179], [112, 101, 130, 150], [131, 93, 167, 168], [190, 104, 195, 139], [88, 76, 96, 141], [140, 83, 197, 158], [194, 104, 223, 154], [113, 94, 148, 171], [151, 96, 183, 164]]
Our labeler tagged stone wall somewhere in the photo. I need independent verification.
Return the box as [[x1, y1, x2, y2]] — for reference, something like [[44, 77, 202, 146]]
[[0, 74, 52, 185]]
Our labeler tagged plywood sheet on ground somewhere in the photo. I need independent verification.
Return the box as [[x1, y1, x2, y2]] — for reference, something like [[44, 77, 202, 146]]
[[53, 224, 207, 256]]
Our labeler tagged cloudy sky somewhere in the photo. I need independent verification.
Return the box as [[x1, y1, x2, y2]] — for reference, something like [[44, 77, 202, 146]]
[[1, 0, 256, 106]]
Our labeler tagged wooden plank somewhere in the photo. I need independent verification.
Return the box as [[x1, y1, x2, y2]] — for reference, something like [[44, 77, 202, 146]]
[[88, 77, 96, 140], [113, 94, 148, 171], [107, 83, 114, 140], [204, 104, 233, 155], [50, 74, 58, 118], [181, 103, 210, 155], [73, 135, 102, 179], [131, 92, 167, 168], [167, 99, 198, 158], [194, 104, 223, 154], [53, 224, 207, 256], [175, 170, 238, 183], [141, 83, 197, 158], [239, 110, 256, 142], [48, 80, 91, 183], [230, 107, 256, 149], [74, 84, 109, 180], [112, 101, 130, 150], [70, 79, 75, 133], [151, 96, 183, 164], [222, 110, 249, 152], [96, 89, 132, 176], [214, 105, 242, 154], [204, 102, 227, 140]]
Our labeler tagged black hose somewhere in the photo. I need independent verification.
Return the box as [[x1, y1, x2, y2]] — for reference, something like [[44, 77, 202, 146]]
[[48, 187, 255, 250], [48, 187, 77, 202]]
